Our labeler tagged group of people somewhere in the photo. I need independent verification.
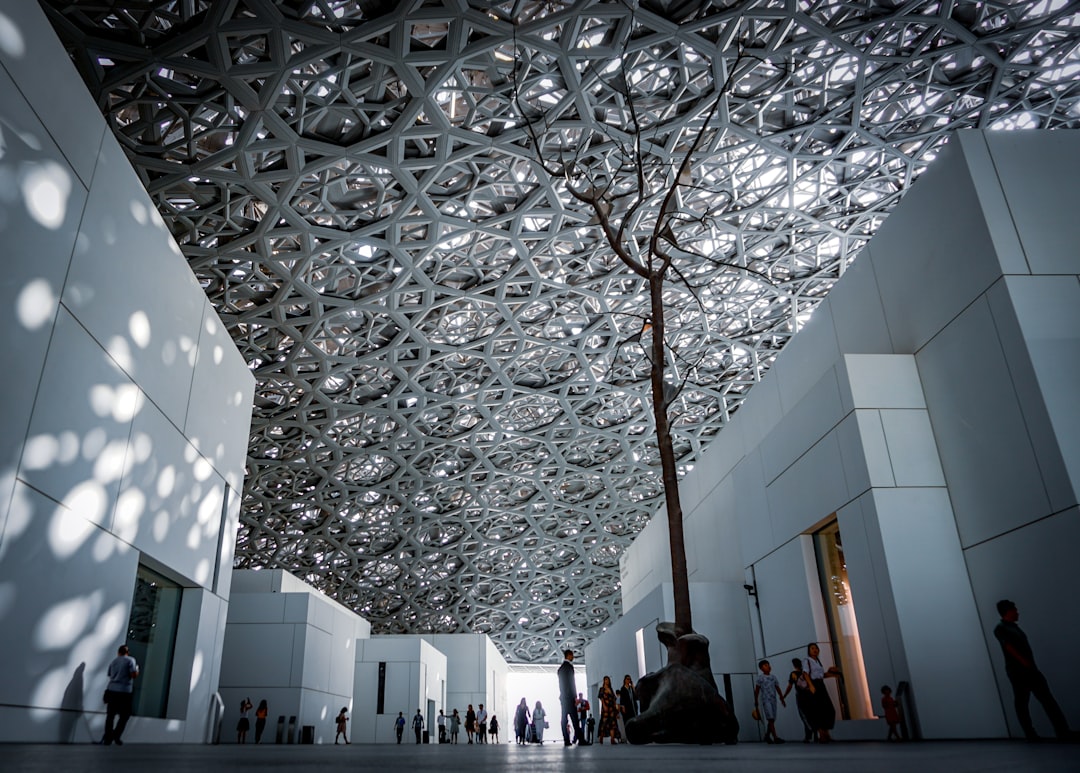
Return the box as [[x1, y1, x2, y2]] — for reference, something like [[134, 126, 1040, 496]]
[[593, 674, 638, 744], [753, 643, 843, 745], [412, 705, 500, 744], [96, 598, 1073, 748]]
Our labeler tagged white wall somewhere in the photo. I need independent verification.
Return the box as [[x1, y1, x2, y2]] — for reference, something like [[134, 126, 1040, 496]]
[[352, 636, 447, 744], [0, 2, 254, 744], [219, 569, 371, 744], [605, 130, 1080, 741]]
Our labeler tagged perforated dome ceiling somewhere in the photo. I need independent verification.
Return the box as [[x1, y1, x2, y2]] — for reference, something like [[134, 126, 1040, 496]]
[[45, 0, 1080, 662]]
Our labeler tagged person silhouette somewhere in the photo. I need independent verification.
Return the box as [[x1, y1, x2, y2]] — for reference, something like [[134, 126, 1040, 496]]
[[993, 599, 1072, 741]]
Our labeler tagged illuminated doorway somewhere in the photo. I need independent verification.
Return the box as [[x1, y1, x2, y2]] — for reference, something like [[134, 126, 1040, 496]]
[[813, 519, 874, 719]]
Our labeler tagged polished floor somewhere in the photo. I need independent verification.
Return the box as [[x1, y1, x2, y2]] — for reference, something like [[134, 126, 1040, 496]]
[[2, 740, 1078, 773]]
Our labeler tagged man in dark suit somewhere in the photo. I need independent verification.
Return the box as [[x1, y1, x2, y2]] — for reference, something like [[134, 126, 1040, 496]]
[[557, 649, 587, 746]]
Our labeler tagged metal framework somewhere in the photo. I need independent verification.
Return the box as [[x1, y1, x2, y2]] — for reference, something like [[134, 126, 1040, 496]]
[[44, 0, 1080, 662]]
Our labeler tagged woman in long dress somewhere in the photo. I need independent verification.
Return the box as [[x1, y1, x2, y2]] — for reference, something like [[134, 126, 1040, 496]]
[[805, 643, 841, 742], [513, 698, 530, 744], [532, 700, 547, 743], [597, 675, 619, 744]]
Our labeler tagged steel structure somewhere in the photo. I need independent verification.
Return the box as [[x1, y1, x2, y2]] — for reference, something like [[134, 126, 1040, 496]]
[[43, 0, 1080, 662]]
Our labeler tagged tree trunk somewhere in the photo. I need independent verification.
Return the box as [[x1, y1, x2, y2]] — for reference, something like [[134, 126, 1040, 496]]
[[648, 272, 692, 637]]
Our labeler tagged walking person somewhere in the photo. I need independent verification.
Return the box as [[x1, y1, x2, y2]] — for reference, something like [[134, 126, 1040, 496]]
[[412, 708, 425, 744], [782, 658, 815, 742], [394, 711, 405, 744], [437, 709, 447, 743], [449, 708, 461, 743], [236, 697, 253, 744], [754, 659, 786, 744], [993, 599, 1073, 741], [597, 675, 619, 744], [805, 643, 840, 743], [101, 644, 139, 746], [334, 706, 349, 744], [465, 704, 476, 743], [557, 649, 586, 745], [576, 692, 590, 732], [532, 700, 547, 743], [489, 714, 499, 743], [254, 699, 268, 743], [513, 697, 531, 744]]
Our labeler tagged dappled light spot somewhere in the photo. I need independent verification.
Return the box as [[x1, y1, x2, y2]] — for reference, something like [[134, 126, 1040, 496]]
[[161, 338, 176, 365], [131, 432, 153, 463], [22, 433, 59, 471], [129, 310, 151, 348], [31, 668, 75, 719], [93, 529, 120, 562], [21, 160, 71, 229], [186, 521, 201, 549], [107, 335, 133, 372], [0, 12, 24, 57], [35, 591, 103, 650], [193, 455, 212, 482], [129, 199, 148, 225], [181, 335, 196, 366], [113, 487, 145, 542], [197, 486, 220, 526], [93, 439, 129, 484], [82, 426, 106, 459], [194, 557, 211, 585], [89, 382, 143, 423], [16, 278, 56, 330], [213, 344, 223, 365], [152, 509, 169, 543], [189, 649, 204, 692], [49, 485, 105, 557], [156, 465, 176, 498]]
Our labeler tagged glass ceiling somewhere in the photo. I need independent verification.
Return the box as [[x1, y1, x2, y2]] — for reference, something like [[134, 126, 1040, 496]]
[[44, 0, 1080, 662]]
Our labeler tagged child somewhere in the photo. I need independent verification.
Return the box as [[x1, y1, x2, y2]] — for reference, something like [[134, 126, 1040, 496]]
[[754, 659, 786, 744], [335, 706, 350, 744], [881, 685, 901, 741]]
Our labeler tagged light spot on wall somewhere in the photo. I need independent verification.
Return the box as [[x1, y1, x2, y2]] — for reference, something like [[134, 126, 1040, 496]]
[[161, 338, 176, 365], [113, 487, 145, 542], [129, 199, 148, 225], [82, 426, 106, 459], [189, 649, 204, 692], [213, 345, 223, 365], [107, 335, 133, 372], [186, 522, 201, 549], [112, 384, 143, 422], [0, 12, 25, 57], [129, 310, 151, 348], [131, 432, 152, 464], [22, 433, 59, 471], [193, 455, 213, 482], [157, 465, 176, 498], [194, 556, 210, 584], [152, 509, 169, 542], [15, 278, 56, 330], [35, 591, 103, 650], [21, 160, 71, 229], [93, 439, 128, 484], [49, 487, 103, 558]]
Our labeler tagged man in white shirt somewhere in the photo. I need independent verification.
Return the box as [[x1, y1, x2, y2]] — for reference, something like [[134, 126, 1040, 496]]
[[476, 704, 488, 743], [437, 709, 447, 743]]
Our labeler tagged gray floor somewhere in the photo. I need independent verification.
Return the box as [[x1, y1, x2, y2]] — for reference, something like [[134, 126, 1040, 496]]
[[2, 740, 1077, 772]]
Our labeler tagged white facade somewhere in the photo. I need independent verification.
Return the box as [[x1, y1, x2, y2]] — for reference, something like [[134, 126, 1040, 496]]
[[353, 636, 447, 744], [0, 1, 254, 744], [594, 129, 1080, 742], [218, 569, 371, 744]]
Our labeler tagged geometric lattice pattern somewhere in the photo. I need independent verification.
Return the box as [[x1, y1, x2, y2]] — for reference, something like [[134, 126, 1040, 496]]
[[45, 0, 1080, 662]]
